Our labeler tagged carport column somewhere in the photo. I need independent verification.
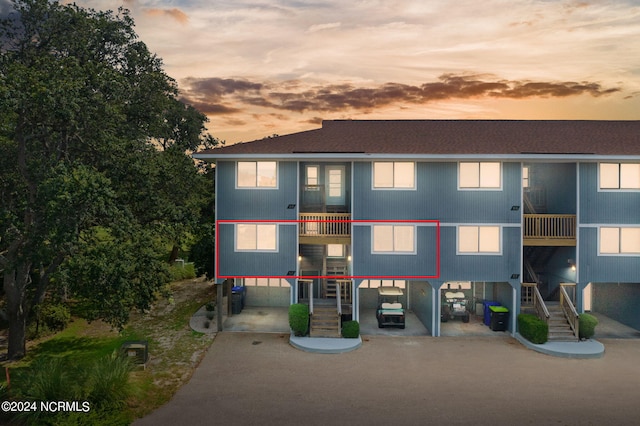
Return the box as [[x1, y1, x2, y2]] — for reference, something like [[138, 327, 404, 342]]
[[511, 285, 517, 337], [216, 281, 224, 332], [353, 279, 361, 322], [432, 280, 444, 337]]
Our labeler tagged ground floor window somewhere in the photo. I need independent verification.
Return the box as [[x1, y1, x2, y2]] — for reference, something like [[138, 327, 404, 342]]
[[242, 278, 290, 287], [360, 279, 406, 289]]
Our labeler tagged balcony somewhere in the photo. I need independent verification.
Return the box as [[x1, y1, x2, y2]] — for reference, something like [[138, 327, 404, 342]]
[[523, 214, 576, 246], [299, 213, 351, 244]]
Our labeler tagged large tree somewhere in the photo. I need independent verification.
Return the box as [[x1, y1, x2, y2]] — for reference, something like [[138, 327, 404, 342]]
[[0, 0, 216, 359]]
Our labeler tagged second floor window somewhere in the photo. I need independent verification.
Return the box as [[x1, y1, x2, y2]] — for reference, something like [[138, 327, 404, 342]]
[[373, 162, 415, 189], [599, 163, 640, 190], [237, 161, 277, 188], [236, 224, 277, 251], [600, 227, 640, 255], [372, 225, 415, 253], [459, 162, 501, 189], [458, 225, 501, 254]]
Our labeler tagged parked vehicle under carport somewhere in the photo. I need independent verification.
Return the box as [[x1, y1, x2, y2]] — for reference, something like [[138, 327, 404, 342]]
[[441, 291, 470, 323]]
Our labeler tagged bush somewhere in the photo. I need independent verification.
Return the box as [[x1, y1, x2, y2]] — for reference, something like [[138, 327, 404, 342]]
[[205, 301, 216, 312], [39, 303, 71, 331], [518, 313, 548, 344], [578, 313, 598, 339], [341, 320, 360, 338], [288, 304, 309, 336], [169, 262, 196, 281]]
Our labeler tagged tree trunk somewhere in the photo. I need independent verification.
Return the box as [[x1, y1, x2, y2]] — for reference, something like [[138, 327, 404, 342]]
[[168, 244, 180, 264], [3, 261, 31, 360]]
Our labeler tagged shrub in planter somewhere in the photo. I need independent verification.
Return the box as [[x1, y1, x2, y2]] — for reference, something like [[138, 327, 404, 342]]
[[578, 313, 598, 339], [518, 313, 548, 344], [289, 304, 309, 336], [341, 320, 360, 338], [205, 302, 216, 312]]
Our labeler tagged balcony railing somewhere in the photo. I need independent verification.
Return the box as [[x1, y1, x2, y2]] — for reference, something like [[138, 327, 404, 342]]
[[299, 213, 351, 240], [523, 214, 576, 246]]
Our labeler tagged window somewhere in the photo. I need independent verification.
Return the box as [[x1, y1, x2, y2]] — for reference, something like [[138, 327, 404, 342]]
[[458, 226, 501, 254], [306, 165, 319, 186], [599, 163, 640, 190], [237, 161, 277, 188], [372, 225, 415, 253], [236, 224, 277, 251], [600, 227, 640, 255], [360, 279, 406, 289], [373, 162, 415, 189], [459, 162, 501, 189], [243, 278, 290, 287], [522, 166, 530, 188], [327, 244, 344, 258]]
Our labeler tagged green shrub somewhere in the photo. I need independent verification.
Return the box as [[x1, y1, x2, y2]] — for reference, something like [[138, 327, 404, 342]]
[[288, 304, 309, 336], [578, 313, 598, 339], [169, 262, 196, 281], [341, 320, 360, 338], [41, 303, 71, 331], [205, 301, 216, 312], [518, 313, 548, 344], [86, 352, 134, 409]]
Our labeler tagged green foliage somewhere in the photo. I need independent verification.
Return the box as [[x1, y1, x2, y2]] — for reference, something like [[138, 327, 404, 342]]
[[578, 313, 599, 339], [0, 0, 218, 359], [8, 352, 135, 425], [38, 303, 72, 332], [169, 262, 196, 281], [518, 313, 548, 344], [341, 320, 360, 338], [205, 301, 216, 312], [288, 304, 309, 336]]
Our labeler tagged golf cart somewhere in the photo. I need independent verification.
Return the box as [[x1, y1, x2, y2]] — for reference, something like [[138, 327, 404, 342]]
[[441, 291, 470, 323], [376, 287, 405, 329]]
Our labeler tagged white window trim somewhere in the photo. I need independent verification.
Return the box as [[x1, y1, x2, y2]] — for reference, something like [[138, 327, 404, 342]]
[[371, 224, 417, 255], [598, 226, 640, 256], [598, 162, 640, 192], [236, 161, 279, 189], [458, 161, 503, 191], [234, 224, 279, 252], [456, 225, 503, 255], [371, 161, 416, 190]]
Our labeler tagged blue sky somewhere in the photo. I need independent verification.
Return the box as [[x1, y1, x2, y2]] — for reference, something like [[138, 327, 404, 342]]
[[68, 1, 640, 142]]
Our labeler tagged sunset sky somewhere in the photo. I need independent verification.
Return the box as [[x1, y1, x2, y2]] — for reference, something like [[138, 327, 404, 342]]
[[73, 1, 640, 143]]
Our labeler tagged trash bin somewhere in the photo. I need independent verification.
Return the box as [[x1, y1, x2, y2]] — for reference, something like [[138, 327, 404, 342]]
[[489, 305, 509, 331], [231, 292, 243, 314], [232, 286, 246, 309], [483, 301, 501, 326]]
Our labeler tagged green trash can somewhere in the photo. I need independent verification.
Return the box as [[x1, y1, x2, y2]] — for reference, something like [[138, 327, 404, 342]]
[[489, 305, 509, 331]]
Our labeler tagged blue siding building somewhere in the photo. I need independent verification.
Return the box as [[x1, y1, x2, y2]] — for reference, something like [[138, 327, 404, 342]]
[[195, 120, 640, 338]]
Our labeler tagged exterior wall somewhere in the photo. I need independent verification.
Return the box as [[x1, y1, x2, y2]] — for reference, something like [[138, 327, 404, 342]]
[[216, 160, 298, 221], [579, 162, 640, 224], [439, 226, 521, 283], [245, 287, 290, 307], [578, 228, 640, 283], [353, 161, 521, 223], [217, 223, 297, 277], [352, 225, 438, 278], [409, 281, 434, 336]]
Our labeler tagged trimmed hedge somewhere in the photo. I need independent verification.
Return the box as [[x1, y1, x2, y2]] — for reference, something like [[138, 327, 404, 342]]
[[341, 320, 360, 338], [578, 313, 598, 339], [518, 313, 548, 344], [289, 304, 309, 336]]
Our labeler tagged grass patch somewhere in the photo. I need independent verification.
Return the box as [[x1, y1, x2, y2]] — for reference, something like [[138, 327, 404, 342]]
[[1, 279, 216, 423]]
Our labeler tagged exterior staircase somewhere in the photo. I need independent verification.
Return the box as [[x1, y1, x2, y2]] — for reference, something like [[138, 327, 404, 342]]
[[310, 306, 341, 337], [546, 302, 578, 342]]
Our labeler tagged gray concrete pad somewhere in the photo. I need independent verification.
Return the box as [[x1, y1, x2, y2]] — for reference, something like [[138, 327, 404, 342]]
[[591, 311, 640, 339], [135, 332, 640, 426], [359, 308, 430, 336]]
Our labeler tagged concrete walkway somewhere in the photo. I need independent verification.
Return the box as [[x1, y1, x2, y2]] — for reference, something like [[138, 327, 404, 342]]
[[134, 332, 640, 426]]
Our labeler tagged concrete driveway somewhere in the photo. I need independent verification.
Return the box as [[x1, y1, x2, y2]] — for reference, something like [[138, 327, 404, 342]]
[[135, 332, 640, 425]]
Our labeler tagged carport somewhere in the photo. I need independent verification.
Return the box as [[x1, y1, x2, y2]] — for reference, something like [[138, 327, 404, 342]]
[[584, 282, 640, 335]]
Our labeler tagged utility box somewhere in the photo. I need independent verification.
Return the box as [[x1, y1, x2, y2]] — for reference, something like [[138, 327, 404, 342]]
[[120, 340, 149, 368]]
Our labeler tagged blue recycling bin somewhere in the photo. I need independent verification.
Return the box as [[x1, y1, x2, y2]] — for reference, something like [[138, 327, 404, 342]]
[[483, 301, 501, 326], [232, 286, 246, 309]]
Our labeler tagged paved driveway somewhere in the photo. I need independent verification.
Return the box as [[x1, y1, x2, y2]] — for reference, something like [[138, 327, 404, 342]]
[[135, 332, 640, 425]]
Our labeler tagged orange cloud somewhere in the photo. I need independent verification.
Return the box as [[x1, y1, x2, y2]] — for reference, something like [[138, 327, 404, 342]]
[[145, 8, 188, 24]]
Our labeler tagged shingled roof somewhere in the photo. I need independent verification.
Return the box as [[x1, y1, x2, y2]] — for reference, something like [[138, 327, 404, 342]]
[[195, 120, 640, 157]]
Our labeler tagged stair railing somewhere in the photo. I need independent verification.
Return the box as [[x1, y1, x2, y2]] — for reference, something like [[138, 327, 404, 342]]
[[533, 285, 550, 325], [560, 285, 579, 338]]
